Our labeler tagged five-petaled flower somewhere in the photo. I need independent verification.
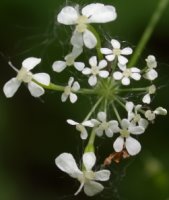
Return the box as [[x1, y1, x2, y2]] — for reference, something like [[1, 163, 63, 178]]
[[113, 64, 141, 85], [57, 3, 117, 49], [101, 39, 133, 65], [61, 77, 80, 103], [82, 56, 109, 86], [55, 152, 111, 196], [113, 119, 145, 156], [3, 57, 50, 98]]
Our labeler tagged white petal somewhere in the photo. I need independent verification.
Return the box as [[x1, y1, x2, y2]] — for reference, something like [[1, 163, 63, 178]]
[[118, 55, 128, 65], [82, 120, 94, 127], [100, 48, 112, 55], [129, 126, 145, 135], [121, 119, 130, 129], [89, 56, 97, 67], [99, 70, 109, 78], [67, 119, 78, 126], [82, 68, 91, 75], [105, 54, 115, 61], [28, 81, 44, 97], [95, 170, 111, 181], [83, 30, 97, 49], [111, 39, 120, 49], [97, 112, 106, 122], [131, 73, 141, 81], [3, 78, 21, 98], [91, 119, 100, 126], [71, 46, 83, 58], [70, 93, 78, 103], [83, 152, 96, 171], [144, 69, 158, 81], [121, 47, 133, 55], [118, 63, 126, 71], [22, 57, 41, 70], [80, 130, 88, 140], [139, 118, 149, 129], [98, 60, 107, 69], [55, 153, 82, 178], [72, 81, 80, 91], [74, 62, 85, 71], [68, 77, 74, 86], [33, 73, 50, 86], [125, 137, 141, 156], [83, 3, 117, 23], [131, 67, 140, 73], [71, 31, 83, 48], [113, 71, 123, 80], [84, 181, 104, 197], [126, 101, 134, 112], [113, 136, 124, 152], [142, 94, 151, 104], [122, 77, 130, 85], [105, 128, 114, 137], [96, 128, 104, 137], [61, 93, 68, 102], [57, 6, 78, 25], [52, 61, 67, 72], [88, 75, 97, 86], [154, 107, 167, 115]]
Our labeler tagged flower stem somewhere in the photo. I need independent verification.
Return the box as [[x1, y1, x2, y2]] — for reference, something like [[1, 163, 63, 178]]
[[87, 25, 103, 60], [118, 87, 147, 92], [112, 103, 122, 126], [84, 129, 96, 153], [128, 0, 169, 67]]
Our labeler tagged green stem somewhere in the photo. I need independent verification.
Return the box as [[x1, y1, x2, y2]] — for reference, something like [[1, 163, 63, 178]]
[[88, 25, 103, 60], [84, 97, 103, 121], [84, 129, 96, 153], [112, 103, 122, 126], [118, 87, 147, 92], [128, 0, 169, 67], [114, 97, 126, 110]]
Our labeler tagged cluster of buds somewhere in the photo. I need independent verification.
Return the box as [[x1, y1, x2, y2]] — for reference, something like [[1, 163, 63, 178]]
[[3, 3, 167, 197]]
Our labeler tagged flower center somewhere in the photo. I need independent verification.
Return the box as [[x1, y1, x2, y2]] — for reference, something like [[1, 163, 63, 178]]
[[120, 129, 130, 138], [16, 67, 33, 83], [148, 85, 156, 94], [66, 56, 75, 66], [145, 110, 155, 121], [123, 69, 132, 77], [100, 121, 108, 130], [133, 114, 141, 123], [91, 66, 99, 75], [113, 48, 121, 56], [84, 170, 95, 181], [76, 15, 88, 33], [64, 86, 71, 95]]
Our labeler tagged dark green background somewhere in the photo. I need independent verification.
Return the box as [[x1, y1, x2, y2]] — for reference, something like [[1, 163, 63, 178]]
[[0, 0, 169, 200]]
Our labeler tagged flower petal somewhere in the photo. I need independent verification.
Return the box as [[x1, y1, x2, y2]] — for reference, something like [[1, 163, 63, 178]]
[[105, 128, 114, 137], [95, 170, 111, 181], [113, 136, 124, 152], [82, 120, 94, 127], [97, 112, 106, 122], [67, 119, 78, 126], [70, 93, 78, 103], [126, 101, 134, 112], [111, 39, 120, 49], [55, 153, 82, 178], [83, 152, 96, 170], [28, 81, 44, 97], [61, 93, 68, 102], [121, 47, 133, 55], [105, 54, 115, 61], [129, 126, 145, 135], [122, 77, 130, 85], [89, 56, 97, 67], [3, 78, 21, 98], [144, 69, 158, 81], [82, 67, 92, 75], [121, 119, 130, 129], [113, 71, 123, 80], [139, 118, 149, 129], [57, 6, 78, 25], [74, 62, 85, 71], [131, 73, 141, 81], [83, 30, 97, 49], [33, 73, 50, 86], [71, 31, 83, 48], [83, 4, 117, 23], [52, 61, 67, 72], [98, 60, 107, 69], [72, 81, 80, 91], [22, 57, 41, 70], [84, 181, 104, 196], [125, 137, 141, 156], [142, 94, 151, 104], [99, 70, 109, 78], [80, 130, 88, 140], [118, 55, 128, 65], [88, 75, 97, 86], [100, 48, 112, 55]]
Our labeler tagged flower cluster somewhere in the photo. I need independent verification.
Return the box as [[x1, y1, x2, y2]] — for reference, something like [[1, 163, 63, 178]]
[[3, 2, 167, 197]]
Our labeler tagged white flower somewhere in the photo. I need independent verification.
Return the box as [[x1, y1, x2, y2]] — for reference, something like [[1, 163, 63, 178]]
[[55, 152, 111, 196], [52, 47, 84, 72], [3, 57, 50, 98], [82, 56, 109, 86], [57, 3, 117, 49], [113, 64, 141, 85], [61, 77, 80, 103], [126, 102, 148, 129], [145, 107, 167, 121], [67, 119, 94, 139], [101, 39, 133, 65], [144, 55, 158, 81], [142, 85, 156, 104], [113, 119, 145, 156], [91, 112, 119, 137]]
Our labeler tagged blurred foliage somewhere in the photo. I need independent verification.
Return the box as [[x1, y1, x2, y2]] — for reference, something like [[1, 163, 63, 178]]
[[0, 0, 169, 200]]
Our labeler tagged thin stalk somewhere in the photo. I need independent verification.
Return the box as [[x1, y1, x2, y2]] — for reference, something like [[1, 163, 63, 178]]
[[84, 129, 96, 153], [129, 0, 169, 67], [112, 103, 122, 126], [118, 87, 147, 92], [115, 97, 126, 110]]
